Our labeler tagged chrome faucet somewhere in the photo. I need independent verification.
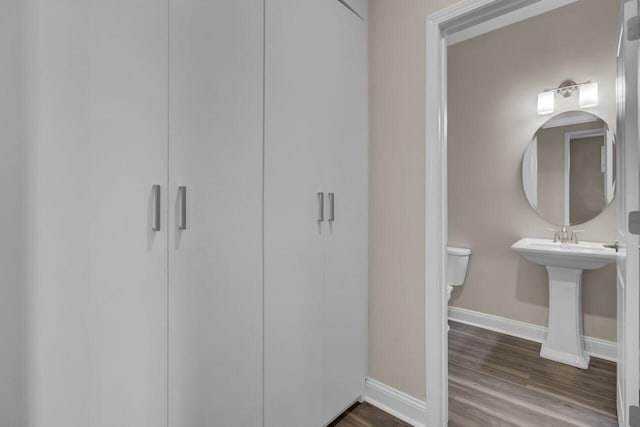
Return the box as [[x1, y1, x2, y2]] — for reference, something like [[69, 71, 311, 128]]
[[547, 228, 584, 243]]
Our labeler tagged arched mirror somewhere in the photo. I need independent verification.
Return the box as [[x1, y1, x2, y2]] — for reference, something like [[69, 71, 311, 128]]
[[522, 111, 615, 226]]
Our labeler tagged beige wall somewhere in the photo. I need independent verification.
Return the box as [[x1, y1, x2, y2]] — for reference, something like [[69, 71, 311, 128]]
[[447, 0, 619, 342], [369, 0, 459, 401], [537, 125, 566, 223], [369, 0, 619, 402]]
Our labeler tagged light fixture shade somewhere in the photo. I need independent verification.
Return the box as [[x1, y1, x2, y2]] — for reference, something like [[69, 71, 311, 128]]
[[537, 91, 554, 115], [579, 82, 598, 108]]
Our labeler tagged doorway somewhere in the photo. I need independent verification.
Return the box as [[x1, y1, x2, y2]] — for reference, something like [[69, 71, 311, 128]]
[[425, 0, 639, 426]]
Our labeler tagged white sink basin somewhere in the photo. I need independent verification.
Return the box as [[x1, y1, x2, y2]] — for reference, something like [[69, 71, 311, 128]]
[[512, 238, 617, 369], [512, 238, 617, 270]]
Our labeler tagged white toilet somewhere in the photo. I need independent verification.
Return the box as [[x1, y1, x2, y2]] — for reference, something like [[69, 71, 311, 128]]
[[446, 246, 471, 301]]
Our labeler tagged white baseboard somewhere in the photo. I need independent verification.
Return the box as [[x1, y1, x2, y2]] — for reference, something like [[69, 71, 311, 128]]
[[363, 377, 426, 427], [448, 306, 617, 362]]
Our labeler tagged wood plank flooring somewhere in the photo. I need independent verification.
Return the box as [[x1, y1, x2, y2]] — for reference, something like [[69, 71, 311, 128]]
[[333, 322, 618, 427], [448, 321, 618, 427], [330, 402, 410, 427]]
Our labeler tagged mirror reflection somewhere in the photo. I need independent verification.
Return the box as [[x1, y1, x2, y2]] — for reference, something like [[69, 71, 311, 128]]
[[522, 111, 615, 226]]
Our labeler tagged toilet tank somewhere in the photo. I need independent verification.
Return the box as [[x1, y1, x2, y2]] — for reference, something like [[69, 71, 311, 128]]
[[447, 246, 471, 287]]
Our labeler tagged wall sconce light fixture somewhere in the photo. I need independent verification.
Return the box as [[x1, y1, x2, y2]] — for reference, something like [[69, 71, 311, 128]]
[[579, 82, 599, 108], [537, 80, 598, 115], [537, 91, 555, 115]]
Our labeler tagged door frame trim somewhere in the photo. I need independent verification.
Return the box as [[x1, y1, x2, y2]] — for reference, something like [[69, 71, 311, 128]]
[[424, 1, 584, 425], [616, 1, 640, 425]]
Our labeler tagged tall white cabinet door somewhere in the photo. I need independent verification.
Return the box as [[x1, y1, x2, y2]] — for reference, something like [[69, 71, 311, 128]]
[[29, 1, 168, 425], [322, 2, 368, 423], [341, 0, 368, 19], [168, 1, 264, 426], [264, 0, 336, 425]]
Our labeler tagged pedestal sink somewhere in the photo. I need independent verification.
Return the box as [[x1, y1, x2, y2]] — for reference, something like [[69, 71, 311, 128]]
[[512, 238, 617, 369]]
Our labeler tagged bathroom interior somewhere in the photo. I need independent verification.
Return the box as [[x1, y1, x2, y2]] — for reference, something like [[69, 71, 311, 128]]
[[1, 0, 639, 426], [445, 0, 625, 425]]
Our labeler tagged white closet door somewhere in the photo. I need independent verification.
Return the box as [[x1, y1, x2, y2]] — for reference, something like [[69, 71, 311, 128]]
[[341, 0, 368, 19], [29, 1, 168, 425], [322, 2, 368, 422], [264, 0, 336, 425], [0, 1, 27, 425], [168, 1, 264, 426]]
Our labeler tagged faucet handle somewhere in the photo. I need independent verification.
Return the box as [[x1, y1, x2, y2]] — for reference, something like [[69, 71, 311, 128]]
[[570, 229, 585, 244], [546, 228, 560, 242]]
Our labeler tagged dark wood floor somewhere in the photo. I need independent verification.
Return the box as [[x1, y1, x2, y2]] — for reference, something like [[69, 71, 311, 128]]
[[333, 322, 618, 427], [330, 402, 410, 427], [448, 321, 618, 427]]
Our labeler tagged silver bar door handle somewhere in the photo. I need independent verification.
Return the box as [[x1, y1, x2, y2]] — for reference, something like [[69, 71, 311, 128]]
[[318, 192, 324, 222], [152, 185, 161, 232], [328, 193, 335, 222], [178, 186, 187, 230]]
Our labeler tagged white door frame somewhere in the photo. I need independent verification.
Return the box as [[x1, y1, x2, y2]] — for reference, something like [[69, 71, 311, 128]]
[[616, 1, 640, 424], [425, 1, 582, 425]]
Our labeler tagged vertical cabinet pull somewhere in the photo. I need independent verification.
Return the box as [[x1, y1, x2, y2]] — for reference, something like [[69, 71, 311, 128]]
[[152, 185, 161, 231], [178, 186, 187, 230], [328, 193, 335, 222], [318, 192, 324, 222]]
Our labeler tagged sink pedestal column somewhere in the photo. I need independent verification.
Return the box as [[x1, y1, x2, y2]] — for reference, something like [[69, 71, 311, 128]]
[[540, 266, 590, 369]]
